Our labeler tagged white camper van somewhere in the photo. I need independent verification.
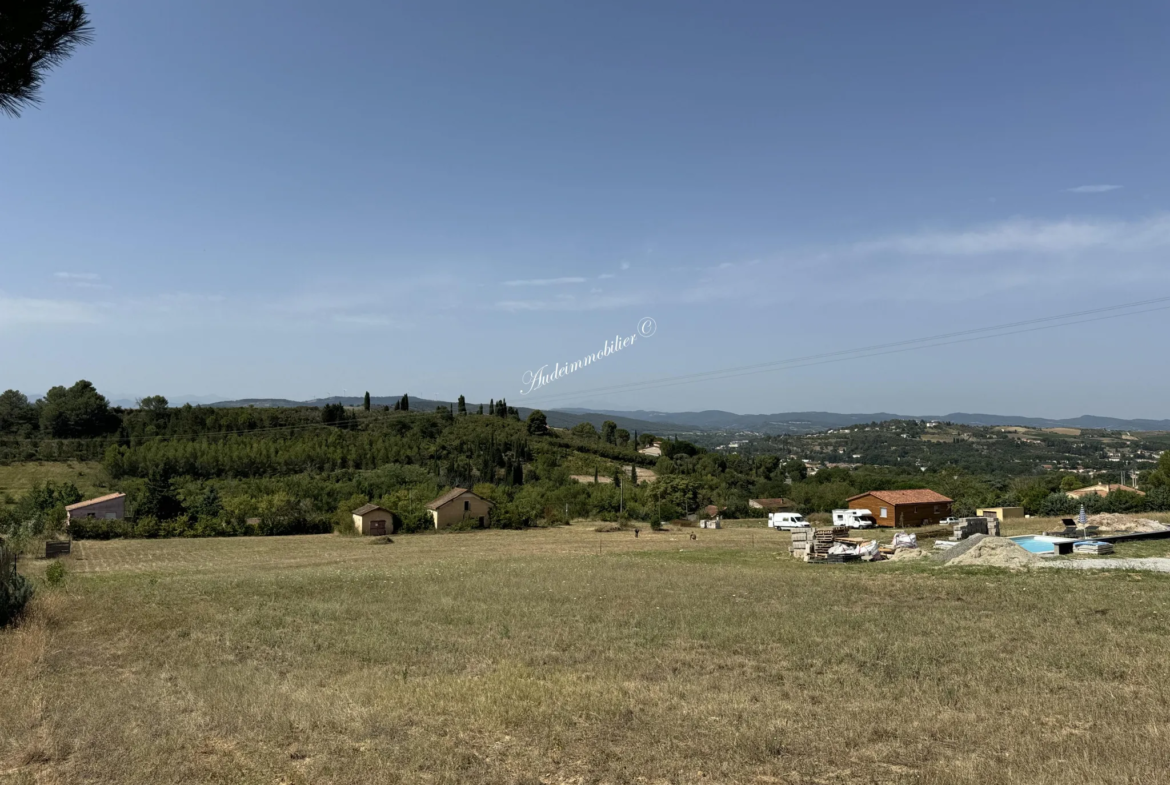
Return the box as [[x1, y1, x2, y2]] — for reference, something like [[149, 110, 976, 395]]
[[832, 509, 877, 529], [768, 512, 808, 530]]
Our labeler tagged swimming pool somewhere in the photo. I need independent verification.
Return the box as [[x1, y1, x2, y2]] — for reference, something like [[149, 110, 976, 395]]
[[1009, 535, 1075, 554]]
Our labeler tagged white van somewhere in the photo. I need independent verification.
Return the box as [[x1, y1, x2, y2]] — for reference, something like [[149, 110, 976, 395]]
[[768, 512, 808, 530], [832, 509, 877, 529]]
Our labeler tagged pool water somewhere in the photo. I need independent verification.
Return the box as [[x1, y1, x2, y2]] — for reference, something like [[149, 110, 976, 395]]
[[1009, 535, 1058, 554]]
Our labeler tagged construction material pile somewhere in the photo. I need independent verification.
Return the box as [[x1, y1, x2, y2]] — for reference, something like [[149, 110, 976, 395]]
[[938, 534, 1037, 570], [1086, 513, 1169, 533], [952, 516, 998, 540], [791, 527, 882, 562], [1074, 541, 1115, 555], [889, 547, 933, 562]]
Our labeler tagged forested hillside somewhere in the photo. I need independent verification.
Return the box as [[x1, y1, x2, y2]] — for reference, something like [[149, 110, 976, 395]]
[[3, 382, 1170, 543]]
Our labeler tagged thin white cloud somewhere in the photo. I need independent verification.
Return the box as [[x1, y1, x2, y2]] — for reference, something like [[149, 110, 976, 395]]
[[53, 272, 101, 280], [598, 273, 616, 279], [852, 214, 1170, 257], [333, 314, 397, 327], [0, 294, 103, 327], [1066, 185, 1122, 194], [502, 277, 587, 287], [620, 262, 631, 270], [496, 293, 644, 312]]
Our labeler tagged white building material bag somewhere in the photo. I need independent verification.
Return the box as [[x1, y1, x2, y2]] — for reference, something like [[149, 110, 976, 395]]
[[892, 532, 918, 550]]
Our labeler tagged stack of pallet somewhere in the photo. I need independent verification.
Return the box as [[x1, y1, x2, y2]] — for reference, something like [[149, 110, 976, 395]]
[[790, 528, 814, 558]]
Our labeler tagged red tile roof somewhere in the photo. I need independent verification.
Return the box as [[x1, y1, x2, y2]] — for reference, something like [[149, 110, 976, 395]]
[[847, 489, 953, 505], [425, 488, 494, 510], [65, 492, 126, 511], [352, 503, 392, 516], [750, 498, 792, 507]]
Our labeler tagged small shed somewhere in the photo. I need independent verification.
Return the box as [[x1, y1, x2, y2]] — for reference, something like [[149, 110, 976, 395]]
[[352, 504, 399, 536], [977, 506, 1025, 520]]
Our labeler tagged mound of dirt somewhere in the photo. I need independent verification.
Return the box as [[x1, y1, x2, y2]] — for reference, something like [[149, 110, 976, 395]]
[[1086, 513, 1169, 533], [890, 547, 933, 562], [942, 536, 1037, 570], [593, 523, 622, 533]]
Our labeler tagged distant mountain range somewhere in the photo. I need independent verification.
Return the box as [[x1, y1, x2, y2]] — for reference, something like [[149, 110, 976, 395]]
[[193, 396, 1170, 434], [559, 408, 1170, 434], [203, 397, 701, 435]]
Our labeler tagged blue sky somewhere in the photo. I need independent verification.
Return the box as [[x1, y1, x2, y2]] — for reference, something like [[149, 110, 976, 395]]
[[2, 0, 1169, 417]]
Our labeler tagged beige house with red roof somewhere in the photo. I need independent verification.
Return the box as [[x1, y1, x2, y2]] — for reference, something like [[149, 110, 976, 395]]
[[748, 497, 794, 511], [847, 489, 952, 528], [65, 492, 126, 523], [1067, 483, 1145, 499], [425, 488, 493, 529]]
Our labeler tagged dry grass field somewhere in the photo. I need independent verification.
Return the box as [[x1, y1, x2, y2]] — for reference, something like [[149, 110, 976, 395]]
[[4, 524, 1170, 784]]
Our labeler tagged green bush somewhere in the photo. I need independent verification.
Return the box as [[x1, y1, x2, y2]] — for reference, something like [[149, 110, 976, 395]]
[[45, 560, 66, 586], [1, 543, 34, 626]]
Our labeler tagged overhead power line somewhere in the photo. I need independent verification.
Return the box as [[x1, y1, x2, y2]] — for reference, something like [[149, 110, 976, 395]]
[[520, 294, 1170, 405]]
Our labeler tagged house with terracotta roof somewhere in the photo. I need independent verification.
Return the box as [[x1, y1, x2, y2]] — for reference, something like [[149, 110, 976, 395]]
[[351, 503, 399, 536], [748, 498, 794, 512], [846, 489, 952, 528], [425, 487, 493, 529], [1067, 483, 1145, 499], [65, 492, 126, 523]]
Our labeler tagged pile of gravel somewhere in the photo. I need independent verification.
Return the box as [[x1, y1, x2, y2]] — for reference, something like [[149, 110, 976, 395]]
[[1087, 513, 1169, 533], [940, 534, 1037, 570], [889, 547, 933, 562]]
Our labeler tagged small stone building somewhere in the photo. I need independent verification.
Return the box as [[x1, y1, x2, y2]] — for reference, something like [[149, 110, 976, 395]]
[[425, 488, 493, 529], [352, 504, 399, 536], [977, 506, 1025, 520], [65, 492, 126, 523]]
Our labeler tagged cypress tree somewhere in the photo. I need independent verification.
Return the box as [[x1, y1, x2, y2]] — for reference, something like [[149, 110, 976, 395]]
[[630, 464, 638, 484], [401, 394, 409, 412], [477, 404, 484, 415], [363, 391, 371, 411], [457, 395, 466, 416]]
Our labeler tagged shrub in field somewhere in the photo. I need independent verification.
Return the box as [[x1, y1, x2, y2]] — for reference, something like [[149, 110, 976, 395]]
[[45, 560, 66, 586], [1, 543, 34, 626]]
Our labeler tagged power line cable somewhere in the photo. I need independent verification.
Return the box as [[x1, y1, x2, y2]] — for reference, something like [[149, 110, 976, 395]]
[[521, 295, 1170, 405]]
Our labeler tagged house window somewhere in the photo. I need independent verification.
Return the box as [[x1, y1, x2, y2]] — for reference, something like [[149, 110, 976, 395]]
[[934, 505, 940, 513], [464, 500, 470, 511], [880, 507, 888, 518]]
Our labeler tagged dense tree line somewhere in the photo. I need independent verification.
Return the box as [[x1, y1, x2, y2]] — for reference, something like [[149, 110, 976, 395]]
[[3, 383, 1169, 542]]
